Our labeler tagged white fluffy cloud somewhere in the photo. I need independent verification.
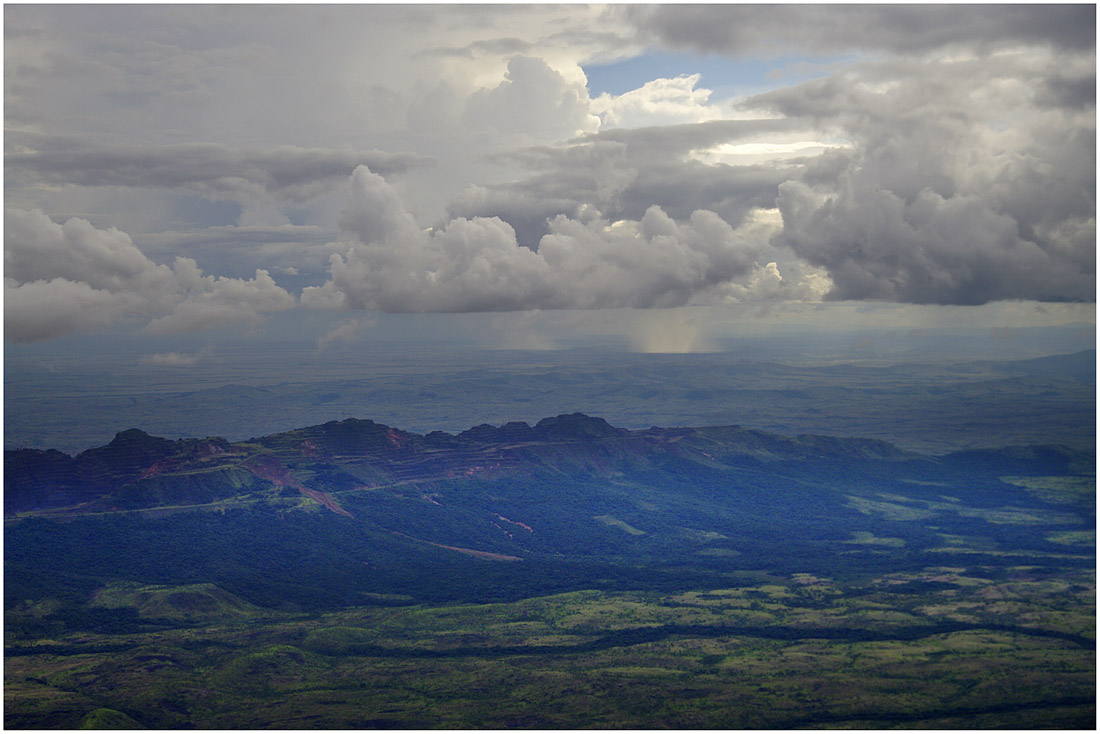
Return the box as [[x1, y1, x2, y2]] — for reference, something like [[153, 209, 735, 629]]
[[5, 209, 295, 342], [304, 165, 764, 313], [591, 74, 726, 129]]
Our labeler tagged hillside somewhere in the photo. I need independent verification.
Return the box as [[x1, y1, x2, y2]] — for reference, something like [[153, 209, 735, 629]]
[[5, 414, 1094, 728], [5, 414, 1093, 606]]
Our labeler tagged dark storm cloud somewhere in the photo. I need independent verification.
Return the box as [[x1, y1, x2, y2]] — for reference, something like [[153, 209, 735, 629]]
[[624, 4, 1096, 56], [6, 134, 435, 200]]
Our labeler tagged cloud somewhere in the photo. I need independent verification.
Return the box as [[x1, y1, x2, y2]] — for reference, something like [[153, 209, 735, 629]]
[[306, 165, 764, 313], [623, 5, 1096, 57], [5, 209, 296, 342], [142, 259, 296, 335], [448, 42, 1095, 310], [590, 74, 723, 129], [5, 278, 145, 344], [417, 36, 534, 60], [462, 55, 600, 139], [5, 3, 1093, 348], [447, 183, 598, 251], [141, 225, 336, 281], [751, 51, 1095, 305], [6, 134, 435, 227], [589, 118, 805, 159], [449, 119, 803, 246], [7, 135, 432, 193], [5, 210, 169, 293], [538, 206, 760, 309], [299, 280, 348, 311]]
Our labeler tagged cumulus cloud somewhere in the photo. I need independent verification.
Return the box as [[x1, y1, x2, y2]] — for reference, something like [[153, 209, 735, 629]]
[[590, 74, 723, 129], [718, 260, 832, 305], [447, 183, 598, 251], [448, 138, 636, 248], [449, 120, 802, 246], [305, 165, 764, 313], [5, 209, 296, 342], [462, 55, 600, 139], [142, 259, 296, 335], [751, 51, 1095, 305], [5, 3, 1094, 350], [5, 211, 167, 293], [6, 278, 145, 344]]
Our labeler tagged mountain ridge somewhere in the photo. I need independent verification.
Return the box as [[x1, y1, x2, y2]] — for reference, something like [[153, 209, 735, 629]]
[[5, 412, 1090, 518]]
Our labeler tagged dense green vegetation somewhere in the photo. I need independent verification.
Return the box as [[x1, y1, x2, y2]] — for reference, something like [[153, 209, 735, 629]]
[[6, 570, 1094, 729], [5, 415, 1095, 728]]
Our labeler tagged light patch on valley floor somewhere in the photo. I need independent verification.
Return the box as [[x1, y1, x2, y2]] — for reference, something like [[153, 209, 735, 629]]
[[678, 527, 728, 541], [845, 496, 936, 521], [695, 547, 741, 557], [1046, 530, 1095, 546], [593, 515, 646, 535], [848, 494, 1080, 526], [845, 531, 905, 547], [1001, 475, 1097, 505]]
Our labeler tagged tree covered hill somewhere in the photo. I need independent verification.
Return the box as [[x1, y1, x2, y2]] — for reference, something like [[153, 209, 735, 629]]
[[5, 414, 1093, 611]]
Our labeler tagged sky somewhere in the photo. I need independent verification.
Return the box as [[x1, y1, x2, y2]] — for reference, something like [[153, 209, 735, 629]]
[[4, 4, 1096, 359]]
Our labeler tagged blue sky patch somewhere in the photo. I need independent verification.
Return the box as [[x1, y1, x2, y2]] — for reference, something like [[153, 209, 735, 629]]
[[583, 50, 853, 100]]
